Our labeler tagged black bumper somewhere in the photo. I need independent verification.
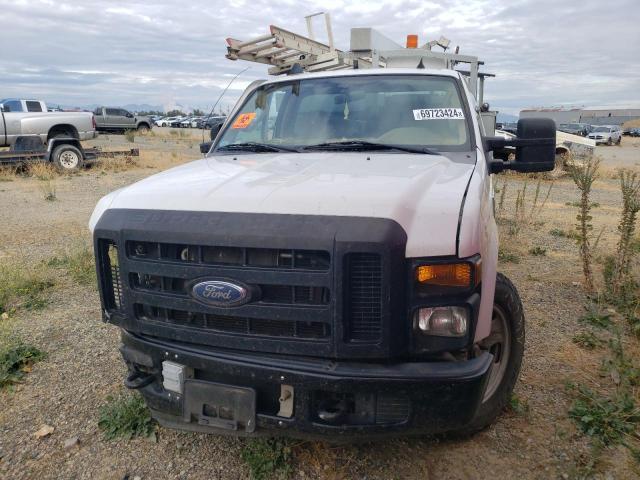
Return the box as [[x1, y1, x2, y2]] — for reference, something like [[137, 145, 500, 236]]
[[121, 330, 493, 440]]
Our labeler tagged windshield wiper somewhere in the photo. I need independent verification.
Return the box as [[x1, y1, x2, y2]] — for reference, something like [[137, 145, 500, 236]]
[[302, 140, 439, 155], [216, 142, 299, 153]]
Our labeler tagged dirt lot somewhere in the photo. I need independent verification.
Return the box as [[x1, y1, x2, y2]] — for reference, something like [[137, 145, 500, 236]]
[[0, 130, 639, 479]]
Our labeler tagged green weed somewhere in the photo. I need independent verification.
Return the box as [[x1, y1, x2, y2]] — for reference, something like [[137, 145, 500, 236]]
[[124, 130, 136, 142], [550, 228, 579, 240], [241, 438, 293, 480], [0, 340, 45, 388], [572, 331, 604, 350], [528, 246, 547, 256], [568, 383, 640, 447], [578, 304, 613, 329], [508, 393, 530, 416], [98, 393, 155, 440]]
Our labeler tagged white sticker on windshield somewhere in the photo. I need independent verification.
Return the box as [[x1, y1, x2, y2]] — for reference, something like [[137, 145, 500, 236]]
[[413, 108, 465, 120]]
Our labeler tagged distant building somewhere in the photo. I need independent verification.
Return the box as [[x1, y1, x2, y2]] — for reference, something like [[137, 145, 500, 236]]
[[520, 108, 581, 124], [519, 107, 640, 126]]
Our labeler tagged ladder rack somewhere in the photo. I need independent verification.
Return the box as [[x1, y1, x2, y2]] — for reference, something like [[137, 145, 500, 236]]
[[225, 14, 489, 101], [226, 25, 357, 75]]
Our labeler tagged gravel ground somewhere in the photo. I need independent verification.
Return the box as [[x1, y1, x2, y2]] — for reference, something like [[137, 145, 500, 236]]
[[0, 132, 639, 479]]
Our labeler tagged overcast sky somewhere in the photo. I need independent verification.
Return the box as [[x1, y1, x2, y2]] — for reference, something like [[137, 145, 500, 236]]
[[1, 0, 639, 115]]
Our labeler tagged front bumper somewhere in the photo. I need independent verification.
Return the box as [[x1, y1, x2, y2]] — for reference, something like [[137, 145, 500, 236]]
[[120, 330, 493, 440]]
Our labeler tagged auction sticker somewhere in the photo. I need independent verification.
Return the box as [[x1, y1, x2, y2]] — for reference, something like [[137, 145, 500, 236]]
[[232, 112, 256, 129], [412, 108, 465, 120]]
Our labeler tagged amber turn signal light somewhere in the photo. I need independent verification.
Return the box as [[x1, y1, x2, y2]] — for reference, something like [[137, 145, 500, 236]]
[[416, 263, 473, 287], [406, 34, 418, 49]]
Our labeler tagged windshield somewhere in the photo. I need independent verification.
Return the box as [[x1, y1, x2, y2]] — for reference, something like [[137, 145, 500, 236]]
[[593, 127, 611, 132], [214, 75, 471, 153]]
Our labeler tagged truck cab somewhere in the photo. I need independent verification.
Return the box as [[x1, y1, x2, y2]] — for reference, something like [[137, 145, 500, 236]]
[[90, 26, 555, 440], [0, 98, 47, 113]]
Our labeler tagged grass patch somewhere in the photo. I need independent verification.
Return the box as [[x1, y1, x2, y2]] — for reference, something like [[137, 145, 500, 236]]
[[566, 201, 600, 209], [0, 263, 55, 315], [528, 246, 547, 256], [498, 248, 520, 264], [550, 228, 579, 240], [98, 393, 155, 440], [572, 331, 604, 350], [48, 245, 95, 286], [0, 340, 45, 388], [124, 130, 136, 142], [241, 438, 293, 480]]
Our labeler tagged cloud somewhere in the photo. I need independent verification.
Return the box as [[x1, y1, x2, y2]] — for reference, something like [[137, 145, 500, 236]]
[[0, 0, 638, 115]]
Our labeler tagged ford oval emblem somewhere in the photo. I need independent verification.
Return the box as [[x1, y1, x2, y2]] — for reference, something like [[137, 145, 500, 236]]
[[190, 280, 250, 307]]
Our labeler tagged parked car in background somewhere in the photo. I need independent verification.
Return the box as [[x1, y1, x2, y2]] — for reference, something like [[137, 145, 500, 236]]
[[179, 117, 194, 128], [587, 125, 622, 145], [629, 128, 640, 137], [155, 117, 174, 127], [170, 117, 186, 128], [94, 107, 152, 133], [558, 123, 592, 137], [202, 115, 227, 130]]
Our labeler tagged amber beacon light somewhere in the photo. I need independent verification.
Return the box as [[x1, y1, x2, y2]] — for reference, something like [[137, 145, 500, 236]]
[[406, 34, 418, 49]]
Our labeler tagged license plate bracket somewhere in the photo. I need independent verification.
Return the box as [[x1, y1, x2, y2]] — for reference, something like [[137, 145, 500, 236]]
[[183, 380, 256, 433]]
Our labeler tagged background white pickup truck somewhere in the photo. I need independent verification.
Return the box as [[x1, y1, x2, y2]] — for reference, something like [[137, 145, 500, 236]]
[[0, 98, 96, 148]]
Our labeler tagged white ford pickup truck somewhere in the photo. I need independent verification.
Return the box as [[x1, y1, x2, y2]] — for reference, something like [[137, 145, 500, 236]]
[[89, 27, 556, 440]]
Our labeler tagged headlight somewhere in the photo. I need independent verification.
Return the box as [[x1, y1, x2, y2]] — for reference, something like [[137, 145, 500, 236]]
[[414, 306, 468, 337]]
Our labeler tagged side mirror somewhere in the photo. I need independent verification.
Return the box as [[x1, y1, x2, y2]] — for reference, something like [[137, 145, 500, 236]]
[[209, 123, 223, 141], [200, 141, 212, 154], [126, 113, 133, 118], [487, 118, 556, 174]]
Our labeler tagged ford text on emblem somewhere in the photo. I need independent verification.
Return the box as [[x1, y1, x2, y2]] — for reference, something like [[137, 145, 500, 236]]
[[191, 280, 249, 307]]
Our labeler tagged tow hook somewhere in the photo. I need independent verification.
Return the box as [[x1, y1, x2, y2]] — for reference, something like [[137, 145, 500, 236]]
[[124, 369, 156, 389], [317, 397, 348, 424]]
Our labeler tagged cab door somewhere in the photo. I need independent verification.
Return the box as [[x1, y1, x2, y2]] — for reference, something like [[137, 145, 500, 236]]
[[105, 108, 120, 128], [120, 109, 135, 129]]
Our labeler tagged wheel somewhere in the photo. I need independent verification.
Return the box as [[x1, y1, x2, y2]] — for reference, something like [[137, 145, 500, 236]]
[[460, 273, 525, 434], [51, 144, 83, 171], [616, 136, 621, 145], [607, 137, 613, 145], [137, 124, 150, 134]]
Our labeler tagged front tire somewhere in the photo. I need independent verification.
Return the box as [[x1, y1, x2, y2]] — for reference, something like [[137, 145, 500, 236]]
[[137, 124, 150, 134], [461, 273, 525, 434], [51, 144, 83, 171]]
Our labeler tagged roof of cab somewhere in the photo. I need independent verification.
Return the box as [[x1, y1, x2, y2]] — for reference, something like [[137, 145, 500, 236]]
[[257, 67, 463, 86]]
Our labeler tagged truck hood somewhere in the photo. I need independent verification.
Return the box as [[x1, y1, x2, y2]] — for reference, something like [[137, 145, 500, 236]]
[[92, 151, 476, 257]]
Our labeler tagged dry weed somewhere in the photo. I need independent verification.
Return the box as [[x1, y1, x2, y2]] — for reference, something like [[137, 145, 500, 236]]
[[98, 155, 139, 172], [28, 162, 58, 180], [0, 166, 18, 181]]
